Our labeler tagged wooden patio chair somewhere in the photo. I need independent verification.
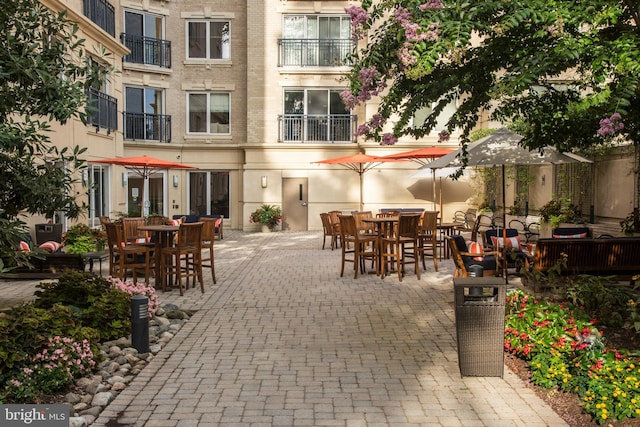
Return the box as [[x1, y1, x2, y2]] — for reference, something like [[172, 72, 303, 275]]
[[320, 213, 338, 250], [161, 222, 204, 295], [445, 234, 501, 278], [338, 215, 377, 278], [381, 213, 421, 281], [194, 217, 217, 285], [122, 217, 148, 245], [418, 211, 439, 272], [104, 222, 152, 284]]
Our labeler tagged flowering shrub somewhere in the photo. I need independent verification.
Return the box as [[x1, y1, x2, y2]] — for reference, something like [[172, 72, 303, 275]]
[[111, 277, 159, 317], [505, 289, 640, 423], [597, 112, 624, 137], [2, 336, 95, 402]]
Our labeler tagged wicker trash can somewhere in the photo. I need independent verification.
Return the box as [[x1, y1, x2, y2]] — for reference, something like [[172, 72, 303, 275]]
[[454, 277, 507, 377]]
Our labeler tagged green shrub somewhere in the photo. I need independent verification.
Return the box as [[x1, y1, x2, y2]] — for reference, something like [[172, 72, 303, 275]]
[[34, 271, 132, 340]]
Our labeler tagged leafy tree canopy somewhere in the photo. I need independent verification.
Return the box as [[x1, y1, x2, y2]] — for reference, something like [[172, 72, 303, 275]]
[[343, 0, 640, 152], [0, 0, 105, 220]]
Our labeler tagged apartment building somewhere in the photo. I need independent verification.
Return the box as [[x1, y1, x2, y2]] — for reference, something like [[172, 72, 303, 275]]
[[37, 0, 636, 234]]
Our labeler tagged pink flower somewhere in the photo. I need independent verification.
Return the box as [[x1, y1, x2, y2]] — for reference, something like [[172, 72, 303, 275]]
[[345, 6, 368, 27], [597, 112, 624, 137], [419, 0, 444, 10], [381, 133, 398, 145]]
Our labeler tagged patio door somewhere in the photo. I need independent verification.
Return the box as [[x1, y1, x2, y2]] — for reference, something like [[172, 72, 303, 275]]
[[282, 177, 308, 231], [127, 172, 166, 217]]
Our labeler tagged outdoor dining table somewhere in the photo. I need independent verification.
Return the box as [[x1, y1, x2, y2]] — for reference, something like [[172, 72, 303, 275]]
[[138, 224, 178, 291], [362, 216, 398, 277]]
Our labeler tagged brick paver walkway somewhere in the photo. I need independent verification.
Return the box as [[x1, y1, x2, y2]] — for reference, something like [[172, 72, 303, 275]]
[[1, 230, 567, 426]]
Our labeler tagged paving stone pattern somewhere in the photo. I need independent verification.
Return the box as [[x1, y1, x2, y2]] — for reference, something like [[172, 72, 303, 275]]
[[1, 230, 568, 426]]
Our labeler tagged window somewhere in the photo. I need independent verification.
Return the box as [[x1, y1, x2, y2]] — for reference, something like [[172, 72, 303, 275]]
[[188, 171, 229, 219], [281, 88, 352, 141], [187, 21, 230, 60], [86, 62, 117, 131], [122, 10, 170, 68], [124, 86, 171, 142], [88, 165, 110, 228], [280, 15, 352, 66], [187, 92, 230, 134]]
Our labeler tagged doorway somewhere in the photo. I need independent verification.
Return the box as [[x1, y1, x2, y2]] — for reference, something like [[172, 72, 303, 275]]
[[282, 177, 308, 231]]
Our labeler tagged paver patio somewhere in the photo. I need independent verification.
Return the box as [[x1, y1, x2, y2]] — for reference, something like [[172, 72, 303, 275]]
[[0, 230, 567, 426]]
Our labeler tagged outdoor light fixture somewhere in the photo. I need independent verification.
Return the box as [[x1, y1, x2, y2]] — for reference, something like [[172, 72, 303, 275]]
[[261, 176, 268, 188], [173, 175, 179, 188], [122, 172, 128, 187], [541, 174, 546, 185], [82, 170, 88, 186]]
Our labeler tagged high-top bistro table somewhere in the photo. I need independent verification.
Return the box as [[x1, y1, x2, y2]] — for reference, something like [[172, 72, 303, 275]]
[[362, 216, 398, 277], [138, 224, 178, 291]]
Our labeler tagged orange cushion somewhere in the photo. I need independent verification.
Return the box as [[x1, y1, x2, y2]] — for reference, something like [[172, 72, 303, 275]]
[[168, 219, 182, 226], [465, 240, 484, 261], [215, 218, 222, 227], [39, 241, 62, 253], [491, 235, 521, 251], [18, 241, 31, 253]]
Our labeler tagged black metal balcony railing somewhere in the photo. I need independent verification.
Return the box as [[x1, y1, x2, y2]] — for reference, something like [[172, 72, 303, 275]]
[[123, 112, 172, 143], [121, 34, 172, 68], [278, 39, 354, 67], [278, 115, 357, 143], [86, 88, 117, 132], [83, 0, 115, 37]]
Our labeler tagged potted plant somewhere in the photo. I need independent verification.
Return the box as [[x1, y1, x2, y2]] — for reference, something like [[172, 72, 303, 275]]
[[620, 208, 640, 235], [538, 199, 584, 237], [249, 204, 283, 232], [63, 224, 107, 253]]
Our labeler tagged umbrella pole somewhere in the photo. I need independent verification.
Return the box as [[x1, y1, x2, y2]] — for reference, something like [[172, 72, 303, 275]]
[[359, 171, 364, 211], [432, 170, 437, 211]]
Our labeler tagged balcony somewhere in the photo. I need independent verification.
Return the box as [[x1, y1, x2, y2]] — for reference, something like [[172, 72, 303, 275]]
[[278, 115, 357, 143], [123, 112, 172, 143], [83, 0, 115, 37], [87, 88, 117, 132], [278, 39, 353, 67], [121, 34, 172, 68]]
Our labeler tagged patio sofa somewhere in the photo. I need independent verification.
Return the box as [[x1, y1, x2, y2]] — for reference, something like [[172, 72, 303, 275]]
[[1, 253, 86, 279], [533, 236, 640, 283]]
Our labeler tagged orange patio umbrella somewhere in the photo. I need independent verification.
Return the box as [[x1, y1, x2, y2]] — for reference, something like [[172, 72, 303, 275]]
[[312, 153, 406, 211], [93, 155, 196, 216]]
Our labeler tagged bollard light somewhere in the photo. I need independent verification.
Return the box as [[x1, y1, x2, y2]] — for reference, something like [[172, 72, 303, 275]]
[[131, 295, 149, 353]]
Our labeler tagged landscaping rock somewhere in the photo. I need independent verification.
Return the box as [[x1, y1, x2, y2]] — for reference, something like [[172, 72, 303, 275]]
[[61, 304, 191, 425]]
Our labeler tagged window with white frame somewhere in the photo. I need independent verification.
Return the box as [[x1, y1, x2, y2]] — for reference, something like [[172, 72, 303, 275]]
[[187, 92, 230, 134], [187, 20, 230, 60], [88, 164, 109, 228], [281, 15, 351, 66], [282, 88, 351, 141]]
